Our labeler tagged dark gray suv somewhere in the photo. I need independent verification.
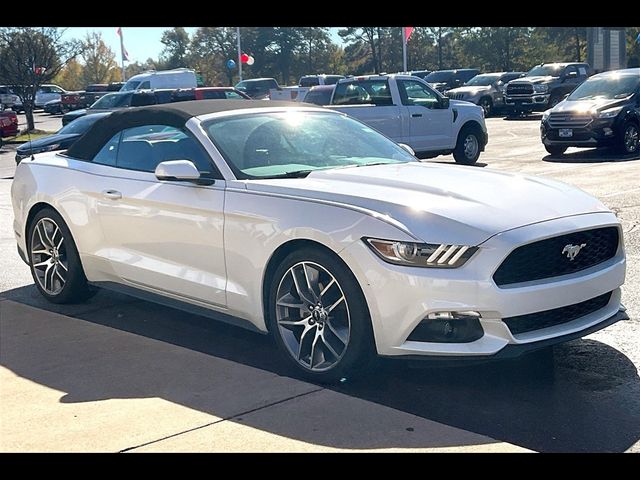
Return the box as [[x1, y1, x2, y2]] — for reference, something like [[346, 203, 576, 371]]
[[446, 72, 525, 116], [504, 62, 591, 114]]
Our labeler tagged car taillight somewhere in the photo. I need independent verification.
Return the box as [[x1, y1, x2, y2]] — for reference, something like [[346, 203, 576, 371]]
[[12, 116, 18, 125]]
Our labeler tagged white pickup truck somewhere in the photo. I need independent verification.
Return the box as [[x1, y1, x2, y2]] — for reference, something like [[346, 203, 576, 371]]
[[269, 74, 345, 102], [328, 74, 488, 164]]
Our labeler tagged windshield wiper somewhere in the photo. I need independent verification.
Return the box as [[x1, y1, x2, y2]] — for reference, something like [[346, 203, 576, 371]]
[[263, 169, 313, 179]]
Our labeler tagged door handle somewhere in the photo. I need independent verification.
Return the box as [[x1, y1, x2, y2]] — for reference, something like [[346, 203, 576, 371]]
[[411, 113, 423, 118], [102, 189, 122, 200]]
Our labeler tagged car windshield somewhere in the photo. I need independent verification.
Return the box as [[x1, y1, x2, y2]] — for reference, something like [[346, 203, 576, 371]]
[[90, 92, 131, 109], [424, 71, 454, 83], [121, 80, 141, 91], [527, 65, 563, 77], [203, 111, 417, 179], [568, 74, 640, 101], [57, 114, 106, 134], [464, 74, 500, 86]]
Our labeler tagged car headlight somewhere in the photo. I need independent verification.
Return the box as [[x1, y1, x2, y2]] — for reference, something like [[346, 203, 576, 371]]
[[597, 106, 623, 119], [542, 109, 552, 121], [533, 84, 548, 93], [364, 238, 478, 268]]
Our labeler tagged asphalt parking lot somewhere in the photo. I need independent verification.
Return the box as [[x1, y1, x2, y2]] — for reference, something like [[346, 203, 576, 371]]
[[1, 111, 639, 452]]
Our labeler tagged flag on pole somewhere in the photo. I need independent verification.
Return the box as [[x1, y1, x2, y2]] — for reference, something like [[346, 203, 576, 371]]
[[404, 27, 414, 42], [116, 27, 129, 61]]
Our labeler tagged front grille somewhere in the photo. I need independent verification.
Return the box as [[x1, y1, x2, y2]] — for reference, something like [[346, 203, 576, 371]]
[[548, 112, 593, 128], [503, 291, 612, 335], [494, 227, 619, 286], [506, 83, 533, 95], [448, 93, 464, 100]]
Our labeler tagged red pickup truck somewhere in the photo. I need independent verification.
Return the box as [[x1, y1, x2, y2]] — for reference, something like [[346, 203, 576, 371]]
[[0, 110, 19, 137], [61, 83, 124, 113]]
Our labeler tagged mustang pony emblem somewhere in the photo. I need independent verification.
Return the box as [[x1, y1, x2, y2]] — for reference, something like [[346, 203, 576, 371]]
[[562, 243, 587, 261]]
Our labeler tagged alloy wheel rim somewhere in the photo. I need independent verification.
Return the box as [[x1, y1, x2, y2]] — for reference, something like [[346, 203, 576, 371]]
[[624, 125, 638, 153], [275, 261, 350, 372], [30, 218, 68, 295], [464, 134, 479, 159]]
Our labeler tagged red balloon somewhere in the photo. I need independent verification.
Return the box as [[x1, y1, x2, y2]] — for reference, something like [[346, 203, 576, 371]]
[[240, 53, 250, 63]]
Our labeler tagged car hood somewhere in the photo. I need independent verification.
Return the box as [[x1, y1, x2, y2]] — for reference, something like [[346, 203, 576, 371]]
[[447, 86, 490, 95], [17, 133, 79, 154], [246, 162, 609, 245], [551, 97, 628, 114], [64, 109, 87, 119], [511, 76, 557, 85]]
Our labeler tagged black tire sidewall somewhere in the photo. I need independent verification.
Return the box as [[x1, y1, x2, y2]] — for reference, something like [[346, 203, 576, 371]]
[[479, 98, 492, 116], [267, 247, 375, 383], [619, 122, 639, 155], [27, 208, 94, 304], [453, 125, 482, 164], [545, 145, 567, 156]]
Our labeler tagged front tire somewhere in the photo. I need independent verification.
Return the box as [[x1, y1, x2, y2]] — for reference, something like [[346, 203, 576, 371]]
[[28, 208, 96, 304], [479, 97, 493, 117], [617, 121, 639, 155], [453, 125, 482, 164], [544, 145, 567, 156], [267, 247, 375, 383]]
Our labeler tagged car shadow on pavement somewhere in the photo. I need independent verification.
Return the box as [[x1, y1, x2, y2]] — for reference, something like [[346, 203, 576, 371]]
[[503, 114, 543, 122], [2, 285, 639, 452], [543, 148, 640, 163]]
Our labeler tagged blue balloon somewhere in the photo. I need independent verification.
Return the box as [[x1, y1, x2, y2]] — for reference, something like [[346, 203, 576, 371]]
[[226, 59, 236, 69]]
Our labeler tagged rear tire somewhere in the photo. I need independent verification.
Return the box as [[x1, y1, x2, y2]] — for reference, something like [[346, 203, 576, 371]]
[[544, 145, 567, 156], [453, 125, 482, 164], [267, 247, 375, 383], [27, 208, 96, 304]]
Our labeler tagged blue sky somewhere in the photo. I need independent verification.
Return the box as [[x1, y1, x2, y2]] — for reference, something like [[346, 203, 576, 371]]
[[62, 27, 344, 64]]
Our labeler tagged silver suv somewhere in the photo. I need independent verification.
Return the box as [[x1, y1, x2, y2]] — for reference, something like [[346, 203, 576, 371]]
[[445, 72, 525, 116]]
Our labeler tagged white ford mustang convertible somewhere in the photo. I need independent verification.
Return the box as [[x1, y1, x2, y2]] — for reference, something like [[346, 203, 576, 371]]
[[11, 100, 627, 382]]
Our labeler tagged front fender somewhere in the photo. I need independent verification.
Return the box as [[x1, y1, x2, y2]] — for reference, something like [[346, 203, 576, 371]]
[[223, 188, 415, 330]]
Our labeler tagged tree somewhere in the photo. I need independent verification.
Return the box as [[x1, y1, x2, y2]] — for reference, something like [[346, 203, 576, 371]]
[[52, 59, 84, 91], [427, 27, 457, 69], [339, 27, 383, 73], [0, 27, 81, 130], [81, 31, 118, 85], [159, 27, 191, 69]]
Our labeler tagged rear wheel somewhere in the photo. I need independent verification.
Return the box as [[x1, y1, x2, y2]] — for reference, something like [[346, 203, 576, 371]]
[[28, 208, 96, 304], [544, 145, 567, 156], [268, 247, 375, 383], [617, 121, 639, 155], [453, 125, 482, 164]]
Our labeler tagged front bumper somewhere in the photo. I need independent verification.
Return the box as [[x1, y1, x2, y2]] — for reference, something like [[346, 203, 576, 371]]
[[541, 118, 618, 148], [505, 94, 550, 111], [340, 212, 625, 358]]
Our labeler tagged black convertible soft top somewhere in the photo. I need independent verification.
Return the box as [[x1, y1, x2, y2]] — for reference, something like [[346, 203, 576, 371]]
[[66, 99, 304, 161]]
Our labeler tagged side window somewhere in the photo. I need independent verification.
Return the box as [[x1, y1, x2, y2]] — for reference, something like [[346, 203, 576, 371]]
[[92, 132, 122, 167], [564, 66, 578, 79], [397, 80, 439, 108], [332, 80, 393, 106], [117, 124, 220, 177], [202, 90, 225, 99], [224, 91, 244, 100], [50, 86, 64, 94], [39, 86, 52, 94], [131, 93, 156, 107], [138, 81, 151, 89]]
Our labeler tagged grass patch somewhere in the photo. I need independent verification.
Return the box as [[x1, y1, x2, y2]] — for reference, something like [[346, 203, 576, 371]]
[[4, 129, 56, 143]]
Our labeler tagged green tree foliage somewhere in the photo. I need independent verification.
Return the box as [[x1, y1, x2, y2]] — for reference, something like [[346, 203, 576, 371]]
[[159, 27, 191, 69], [81, 32, 119, 85], [0, 27, 81, 130]]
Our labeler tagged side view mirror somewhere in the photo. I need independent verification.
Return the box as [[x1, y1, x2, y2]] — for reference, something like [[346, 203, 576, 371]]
[[398, 143, 415, 156], [155, 160, 214, 185], [439, 96, 450, 109]]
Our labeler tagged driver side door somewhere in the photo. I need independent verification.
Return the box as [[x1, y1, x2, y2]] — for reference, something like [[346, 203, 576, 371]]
[[94, 124, 228, 307], [397, 79, 453, 151]]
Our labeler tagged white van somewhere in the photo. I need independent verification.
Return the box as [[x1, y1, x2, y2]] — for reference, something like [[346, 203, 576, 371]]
[[121, 68, 198, 92]]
